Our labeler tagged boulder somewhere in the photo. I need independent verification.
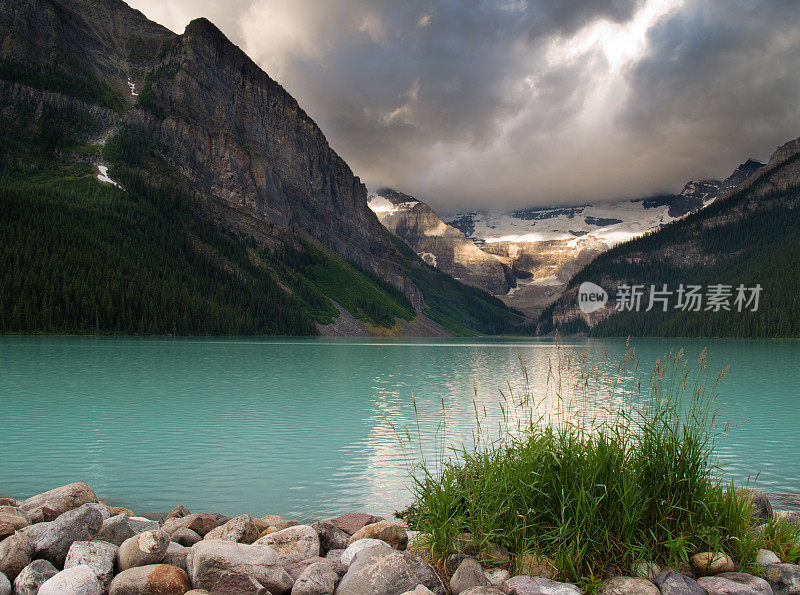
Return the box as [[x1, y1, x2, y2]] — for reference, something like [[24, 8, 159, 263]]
[[311, 521, 350, 553], [757, 549, 781, 567], [446, 555, 475, 577], [284, 557, 346, 581], [33, 502, 106, 568], [762, 563, 800, 593], [653, 570, 706, 595], [697, 575, 768, 594], [0, 573, 8, 595], [451, 558, 490, 594], [128, 517, 160, 533], [109, 563, 191, 594], [20, 520, 51, 542], [166, 506, 191, 520], [0, 531, 33, 581], [462, 589, 505, 595], [64, 540, 118, 589], [328, 513, 384, 536], [334, 545, 445, 594], [714, 572, 773, 594], [163, 542, 190, 573], [173, 528, 202, 547], [737, 489, 774, 525], [98, 515, 137, 546], [260, 515, 289, 531], [117, 530, 171, 571], [209, 572, 267, 594], [13, 560, 59, 595], [188, 539, 293, 593], [692, 552, 736, 576], [0, 499, 17, 507], [486, 568, 511, 586], [340, 538, 391, 566], [204, 515, 259, 544], [19, 483, 98, 522], [163, 514, 220, 537], [291, 561, 338, 594], [254, 525, 320, 565], [38, 565, 104, 595], [348, 520, 408, 550], [0, 511, 28, 531], [631, 560, 661, 581], [517, 555, 557, 580], [107, 506, 135, 517], [597, 576, 659, 594], [501, 576, 582, 594]]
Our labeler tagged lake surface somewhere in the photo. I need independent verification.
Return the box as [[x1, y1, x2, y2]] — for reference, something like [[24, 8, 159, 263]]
[[1, 336, 798, 521]]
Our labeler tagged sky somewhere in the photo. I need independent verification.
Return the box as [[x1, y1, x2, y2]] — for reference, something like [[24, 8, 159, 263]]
[[125, 0, 800, 213]]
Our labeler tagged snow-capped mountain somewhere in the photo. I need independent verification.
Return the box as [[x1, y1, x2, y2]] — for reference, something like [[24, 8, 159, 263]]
[[368, 188, 514, 294]]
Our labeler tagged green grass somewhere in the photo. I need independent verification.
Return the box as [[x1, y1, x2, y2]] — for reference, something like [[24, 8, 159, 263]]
[[760, 517, 800, 563], [399, 343, 762, 590]]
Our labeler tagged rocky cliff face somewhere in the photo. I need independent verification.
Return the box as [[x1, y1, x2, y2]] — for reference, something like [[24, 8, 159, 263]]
[[0, 0, 425, 311], [368, 188, 513, 295], [134, 18, 423, 309]]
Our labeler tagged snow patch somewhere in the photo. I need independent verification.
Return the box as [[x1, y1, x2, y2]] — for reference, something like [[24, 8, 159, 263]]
[[96, 165, 121, 188], [127, 79, 138, 97], [368, 194, 417, 215], [418, 252, 438, 267]]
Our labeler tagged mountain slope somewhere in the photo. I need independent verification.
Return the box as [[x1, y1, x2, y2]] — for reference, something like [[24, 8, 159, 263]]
[[0, 0, 525, 336], [368, 188, 514, 294], [539, 138, 800, 337]]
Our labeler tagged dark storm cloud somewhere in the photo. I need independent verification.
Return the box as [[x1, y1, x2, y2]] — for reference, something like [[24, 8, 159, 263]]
[[620, 1, 800, 182], [126, 0, 800, 212]]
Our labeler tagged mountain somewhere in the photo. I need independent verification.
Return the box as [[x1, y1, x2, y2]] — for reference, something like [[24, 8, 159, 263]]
[[444, 159, 765, 317], [0, 0, 525, 336], [368, 188, 514, 295], [539, 138, 800, 337]]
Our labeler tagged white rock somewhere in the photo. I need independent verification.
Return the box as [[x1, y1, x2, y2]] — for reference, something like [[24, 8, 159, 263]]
[[39, 565, 103, 595], [340, 538, 391, 566]]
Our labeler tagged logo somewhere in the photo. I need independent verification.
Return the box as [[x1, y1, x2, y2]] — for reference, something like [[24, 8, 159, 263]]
[[578, 282, 608, 314]]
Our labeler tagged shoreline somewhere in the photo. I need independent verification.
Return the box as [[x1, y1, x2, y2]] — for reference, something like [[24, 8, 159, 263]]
[[2, 482, 800, 594]]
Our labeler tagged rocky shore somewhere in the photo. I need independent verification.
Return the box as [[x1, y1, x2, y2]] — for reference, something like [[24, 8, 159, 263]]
[[1, 482, 799, 594]]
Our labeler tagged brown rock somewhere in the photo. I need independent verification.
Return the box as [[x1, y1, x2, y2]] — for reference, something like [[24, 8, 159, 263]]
[[0, 532, 33, 582], [19, 482, 98, 522], [166, 506, 191, 521], [691, 552, 735, 576], [328, 513, 384, 536], [109, 507, 136, 517], [0, 511, 28, 531], [164, 514, 221, 537], [348, 520, 408, 550], [0, 499, 18, 507], [109, 563, 191, 594]]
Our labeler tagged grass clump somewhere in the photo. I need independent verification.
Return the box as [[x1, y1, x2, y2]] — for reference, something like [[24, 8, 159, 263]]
[[399, 341, 761, 588], [760, 517, 800, 563]]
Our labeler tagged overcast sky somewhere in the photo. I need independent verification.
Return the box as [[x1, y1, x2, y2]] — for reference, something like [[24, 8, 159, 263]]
[[126, 0, 800, 213]]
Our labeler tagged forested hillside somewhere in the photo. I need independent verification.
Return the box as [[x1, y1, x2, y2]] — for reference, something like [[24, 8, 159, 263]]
[[540, 148, 800, 338]]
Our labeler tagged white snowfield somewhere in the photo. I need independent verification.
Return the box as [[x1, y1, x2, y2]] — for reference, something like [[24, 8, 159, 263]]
[[448, 199, 685, 250], [96, 165, 121, 188], [367, 194, 418, 214]]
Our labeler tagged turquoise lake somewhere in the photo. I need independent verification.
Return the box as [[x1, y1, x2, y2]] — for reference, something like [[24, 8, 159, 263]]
[[0, 336, 798, 521]]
